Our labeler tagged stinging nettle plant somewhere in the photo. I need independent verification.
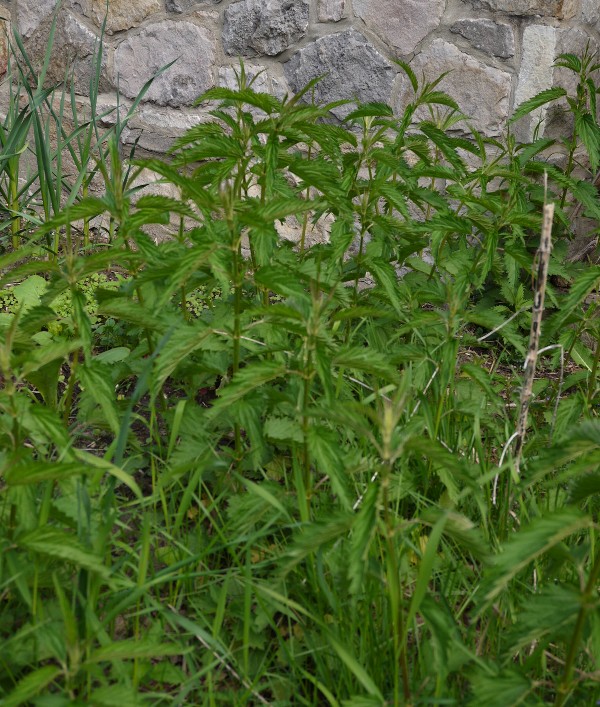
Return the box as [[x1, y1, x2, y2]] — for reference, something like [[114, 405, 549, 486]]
[[0, 30, 599, 707]]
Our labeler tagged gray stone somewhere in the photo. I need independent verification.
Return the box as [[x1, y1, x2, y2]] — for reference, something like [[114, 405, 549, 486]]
[[450, 18, 515, 59], [318, 0, 345, 22], [353, 0, 444, 55], [114, 20, 216, 107], [284, 30, 394, 120], [91, 0, 161, 34], [166, 0, 219, 12], [223, 0, 309, 57], [22, 10, 110, 93], [581, 0, 600, 25], [467, 0, 577, 18], [219, 63, 289, 100], [17, 0, 57, 39], [513, 25, 556, 140], [398, 39, 512, 136], [64, 0, 91, 15]]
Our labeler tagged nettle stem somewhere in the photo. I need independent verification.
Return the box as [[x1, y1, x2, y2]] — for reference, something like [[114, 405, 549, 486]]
[[555, 547, 600, 706]]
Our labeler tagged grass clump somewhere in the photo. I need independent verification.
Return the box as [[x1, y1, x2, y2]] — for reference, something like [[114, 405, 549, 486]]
[[0, 25, 599, 707]]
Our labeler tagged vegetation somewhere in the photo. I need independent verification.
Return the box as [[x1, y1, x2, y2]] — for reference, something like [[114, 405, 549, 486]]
[[0, 17, 599, 707]]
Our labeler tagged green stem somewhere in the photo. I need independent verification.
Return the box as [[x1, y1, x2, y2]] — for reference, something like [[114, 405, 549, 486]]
[[382, 467, 411, 703], [9, 160, 20, 251], [555, 547, 600, 706]]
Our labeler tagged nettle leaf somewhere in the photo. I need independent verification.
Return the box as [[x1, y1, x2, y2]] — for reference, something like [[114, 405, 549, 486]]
[[78, 360, 120, 434], [215, 361, 288, 406], [503, 583, 581, 655], [468, 667, 534, 707], [5, 461, 86, 486], [332, 346, 398, 381], [575, 112, 600, 171], [280, 512, 353, 574], [264, 416, 303, 444], [479, 509, 593, 606], [17, 528, 111, 579], [568, 472, 600, 505], [0, 665, 62, 707], [86, 639, 183, 663], [509, 87, 567, 124], [307, 425, 352, 509], [349, 481, 379, 595], [151, 320, 213, 395]]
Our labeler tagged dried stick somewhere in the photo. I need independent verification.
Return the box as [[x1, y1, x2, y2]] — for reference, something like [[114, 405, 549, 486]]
[[513, 202, 555, 476]]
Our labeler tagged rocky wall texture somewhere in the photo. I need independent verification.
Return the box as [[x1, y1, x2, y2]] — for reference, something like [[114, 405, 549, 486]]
[[2, 0, 600, 151]]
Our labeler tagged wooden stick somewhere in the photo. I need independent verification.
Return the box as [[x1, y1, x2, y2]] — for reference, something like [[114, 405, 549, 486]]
[[513, 202, 554, 476]]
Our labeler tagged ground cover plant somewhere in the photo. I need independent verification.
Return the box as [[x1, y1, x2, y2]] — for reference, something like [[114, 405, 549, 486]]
[[0, 18, 599, 706]]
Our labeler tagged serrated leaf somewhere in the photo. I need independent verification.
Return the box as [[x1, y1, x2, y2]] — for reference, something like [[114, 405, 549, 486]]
[[480, 509, 592, 605], [307, 425, 351, 509], [504, 584, 581, 654], [78, 360, 120, 434], [469, 668, 534, 707], [332, 346, 398, 381], [0, 666, 61, 707], [264, 416, 303, 444], [17, 528, 111, 579], [509, 87, 567, 124], [215, 361, 288, 406], [349, 481, 379, 595], [4, 461, 86, 486], [87, 639, 183, 663]]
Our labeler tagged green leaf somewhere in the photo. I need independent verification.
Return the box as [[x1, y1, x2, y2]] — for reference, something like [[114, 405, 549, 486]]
[[349, 481, 379, 595], [86, 639, 183, 663], [504, 584, 581, 654], [575, 112, 600, 172], [0, 666, 61, 707], [509, 87, 567, 124], [264, 416, 303, 444], [5, 461, 87, 486], [568, 472, 600, 505], [307, 425, 352, 510], [78, 360, 120, 434], [215, 362, 288, 406], [86, 685, 143, 707], [479, 509, 592, 606], [17, 528, 111, 579], [469, 668, 534, 707], [327, 634, 384, 701], [332, 346, 398, 381], [11, 275, 47, 314]]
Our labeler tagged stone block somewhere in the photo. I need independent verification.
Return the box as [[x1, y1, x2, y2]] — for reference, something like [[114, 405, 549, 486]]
[[0, 18, 9, 76], [318, 0, 345, 22], [398, 39, 512, 136], [581, 0, 600, 25], [17, 0, 57, 39], [91, 0, 161, 34], [219, 63, 289, 102], [467, 0, 577, 19], [284, 30, 394, 120], [223, 0, 309, 57], [513, 25, 556, 140], [114, 20, 216, 107], [353, 0, 444, 55], [22, 9, 110, 94], [450, 18, 515, 59]]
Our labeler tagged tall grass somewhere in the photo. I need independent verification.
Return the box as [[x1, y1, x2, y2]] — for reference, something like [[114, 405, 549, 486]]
[[0, 21, 599, 707]]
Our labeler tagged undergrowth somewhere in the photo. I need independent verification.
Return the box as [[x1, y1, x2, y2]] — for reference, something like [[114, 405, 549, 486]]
[[0, 14, 599, 707]]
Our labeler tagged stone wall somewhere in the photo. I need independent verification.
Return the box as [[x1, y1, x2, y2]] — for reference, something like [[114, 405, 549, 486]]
[[2, 0, 599, 151]]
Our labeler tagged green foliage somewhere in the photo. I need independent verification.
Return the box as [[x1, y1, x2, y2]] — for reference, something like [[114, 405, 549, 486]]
[[1, 42, 599, 707]]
